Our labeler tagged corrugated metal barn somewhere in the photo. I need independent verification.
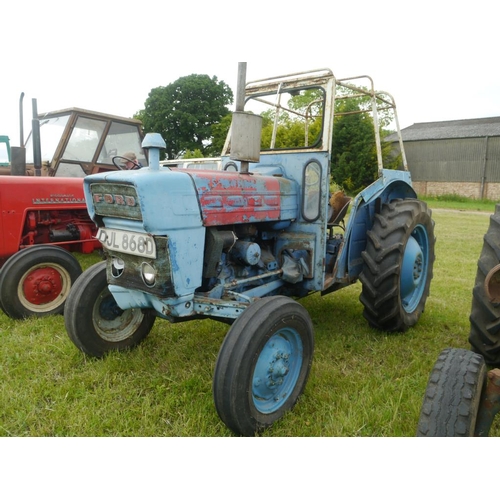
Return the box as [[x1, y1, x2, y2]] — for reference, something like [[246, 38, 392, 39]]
[[387, 117, 500, 199]]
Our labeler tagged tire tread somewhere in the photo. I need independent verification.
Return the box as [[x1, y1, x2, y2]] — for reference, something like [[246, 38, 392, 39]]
[[417, 348, 486, 436]]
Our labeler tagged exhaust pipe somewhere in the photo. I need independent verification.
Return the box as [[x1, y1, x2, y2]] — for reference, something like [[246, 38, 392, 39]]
[[19, 92, 25, 147], [10, 92, 27, 176], [32, 98, 42, 176]]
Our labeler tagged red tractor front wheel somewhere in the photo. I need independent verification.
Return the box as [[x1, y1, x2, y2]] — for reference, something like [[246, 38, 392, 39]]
[[0, 245, 82, 319]]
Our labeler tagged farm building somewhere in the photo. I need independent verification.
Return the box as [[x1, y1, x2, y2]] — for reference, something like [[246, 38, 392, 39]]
[[386, 116, 500, 200]]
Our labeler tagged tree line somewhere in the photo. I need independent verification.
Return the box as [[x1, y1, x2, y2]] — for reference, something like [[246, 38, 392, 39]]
[[135, 74, 398, 193]]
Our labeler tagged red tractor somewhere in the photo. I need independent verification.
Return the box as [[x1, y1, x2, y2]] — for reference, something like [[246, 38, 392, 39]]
[[0, 97, 145, 319]]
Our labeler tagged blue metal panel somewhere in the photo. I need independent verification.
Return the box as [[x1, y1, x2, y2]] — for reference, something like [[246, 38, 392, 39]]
[[84, 167, 206, 298], [84, 168, 203, 232]]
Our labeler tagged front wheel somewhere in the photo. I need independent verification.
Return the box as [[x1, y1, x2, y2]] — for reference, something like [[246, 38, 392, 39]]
[[64, 261, 156, 358], [213, 296, 314, 436], [359, 198, 435, 332], [0, 245, 82, 319], [417, 348, 487, 436]]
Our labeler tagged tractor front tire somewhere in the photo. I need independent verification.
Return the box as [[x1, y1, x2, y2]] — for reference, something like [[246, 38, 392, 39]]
[[0, 245, 82, 319], [417, 348, 487, 436], [64, 261, 156, 358], [359, 198, 435, 332], [469, 205, 500, 366], [213, 296, 314, 436]]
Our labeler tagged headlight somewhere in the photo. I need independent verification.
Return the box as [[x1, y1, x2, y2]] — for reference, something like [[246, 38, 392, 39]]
[[112, 257, 125, 277], [141, 262, 157, 287]]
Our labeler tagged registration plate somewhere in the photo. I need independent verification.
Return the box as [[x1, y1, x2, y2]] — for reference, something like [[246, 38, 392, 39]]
[[97, 228, 156, 258]]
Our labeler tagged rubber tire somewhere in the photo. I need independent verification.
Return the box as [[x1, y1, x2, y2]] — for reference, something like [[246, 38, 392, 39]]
[[64, 261, 156, 358], [469, 205, 500, 366], [417, 348, 487, 436], [0, 245, 82, 319], [213, 296, 314, 436], [359, 198, 435, 332]]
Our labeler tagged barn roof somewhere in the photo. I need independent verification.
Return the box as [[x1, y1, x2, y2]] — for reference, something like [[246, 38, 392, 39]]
[[386, 116, 500, 142]]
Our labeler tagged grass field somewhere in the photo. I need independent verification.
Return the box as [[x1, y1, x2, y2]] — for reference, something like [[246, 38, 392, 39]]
[[0, 197, 498, 436]]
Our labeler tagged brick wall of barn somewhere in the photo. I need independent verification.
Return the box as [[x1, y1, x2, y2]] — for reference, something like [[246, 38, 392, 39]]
[[411, 180, 500, 199]]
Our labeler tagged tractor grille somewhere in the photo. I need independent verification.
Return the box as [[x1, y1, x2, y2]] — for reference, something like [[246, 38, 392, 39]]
[[90, 183, 143, 220]]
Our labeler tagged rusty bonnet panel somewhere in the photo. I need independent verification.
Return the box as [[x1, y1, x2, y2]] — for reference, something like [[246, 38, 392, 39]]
[[187, 170, 298, 226]]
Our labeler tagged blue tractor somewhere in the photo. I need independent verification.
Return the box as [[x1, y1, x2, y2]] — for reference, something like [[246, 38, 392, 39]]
[[64, 65, 435, 435]]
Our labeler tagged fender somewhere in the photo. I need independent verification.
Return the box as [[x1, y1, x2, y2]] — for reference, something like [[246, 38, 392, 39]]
[[335, 169, 418, 281]]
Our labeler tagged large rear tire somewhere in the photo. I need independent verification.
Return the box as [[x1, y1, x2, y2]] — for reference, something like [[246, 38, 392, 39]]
[[469, 205, 500, 366], [64, 261, 156, 358], [417, 348, 487, 436], [0, 245, 82, 319], [359, 198, 435, 331], [213, 296, 314, 436]]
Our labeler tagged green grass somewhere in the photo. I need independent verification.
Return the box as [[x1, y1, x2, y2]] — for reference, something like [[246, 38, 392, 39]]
[[419, 193, 497, 212], [0, 201, 497, 436]]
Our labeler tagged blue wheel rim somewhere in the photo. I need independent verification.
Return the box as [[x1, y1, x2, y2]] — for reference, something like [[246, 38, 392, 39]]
[[400, 223, 429, 313], [252, 327, 303, 414]]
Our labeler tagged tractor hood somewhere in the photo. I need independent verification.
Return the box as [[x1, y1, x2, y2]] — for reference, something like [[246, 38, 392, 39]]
[[83, 167, 298, 233]]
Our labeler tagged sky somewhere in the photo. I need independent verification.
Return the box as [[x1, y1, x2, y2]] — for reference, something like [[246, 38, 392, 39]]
[[1, 1, 498, 149]]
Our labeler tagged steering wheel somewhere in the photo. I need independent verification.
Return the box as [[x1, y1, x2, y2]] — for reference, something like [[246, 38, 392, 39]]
[[112, 155, 134, 170]]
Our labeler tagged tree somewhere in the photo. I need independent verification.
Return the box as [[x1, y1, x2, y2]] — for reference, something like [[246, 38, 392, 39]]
[[331, 99, 378, 192], [331, 95, 399, 193], [259, 90, 323, 149], [208, 113, 232, 157], [139, 74, 233, 159]]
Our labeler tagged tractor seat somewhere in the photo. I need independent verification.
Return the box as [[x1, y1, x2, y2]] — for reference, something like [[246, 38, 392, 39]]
[[327, 191, 351, 227]]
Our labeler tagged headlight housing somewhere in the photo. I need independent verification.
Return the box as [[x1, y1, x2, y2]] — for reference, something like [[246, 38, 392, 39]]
[[141, 262, 157, 287]]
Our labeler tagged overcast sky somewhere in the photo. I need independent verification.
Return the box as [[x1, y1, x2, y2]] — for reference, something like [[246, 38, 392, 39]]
[[2, 1, 498, 148]]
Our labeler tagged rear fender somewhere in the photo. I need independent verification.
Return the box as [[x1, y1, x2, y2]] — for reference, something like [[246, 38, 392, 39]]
[[335, 169, 417, 281]]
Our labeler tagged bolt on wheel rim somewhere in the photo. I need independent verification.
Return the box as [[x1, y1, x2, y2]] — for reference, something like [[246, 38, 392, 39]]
[[93, 289, 145, 342], [19, 264, 70, 311]]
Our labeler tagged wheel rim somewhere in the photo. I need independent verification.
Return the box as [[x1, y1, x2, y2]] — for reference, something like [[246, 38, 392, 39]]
[[400, 223, 429, 313], [484, 264, 500, 303], [18, 263, 71, 312], [92, 288, 146, 342], [252, 327, 303, 414]]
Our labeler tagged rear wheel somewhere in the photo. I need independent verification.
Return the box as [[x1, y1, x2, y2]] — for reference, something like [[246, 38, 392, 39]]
[[469, 205, 500, 366], [64, 261, 156, 358], [359, 198, 435, 331], [213, 296, 314, 436], [417, 348, 487, 436], [0, 245, 82, 319]]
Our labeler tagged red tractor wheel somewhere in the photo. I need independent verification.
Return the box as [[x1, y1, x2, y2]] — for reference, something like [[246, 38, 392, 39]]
[[0, 245, 83, 319]]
